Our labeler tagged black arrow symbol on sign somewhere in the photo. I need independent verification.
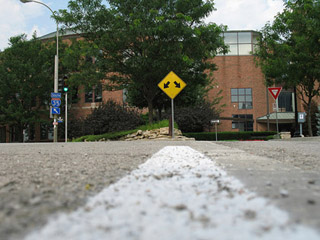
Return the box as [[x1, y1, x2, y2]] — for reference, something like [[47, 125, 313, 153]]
[[164, 81, 170, 89], [174, 81, 181, 88]]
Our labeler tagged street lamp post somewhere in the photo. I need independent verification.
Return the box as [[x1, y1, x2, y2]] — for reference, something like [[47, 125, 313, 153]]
[[20, 0, 59, 143]]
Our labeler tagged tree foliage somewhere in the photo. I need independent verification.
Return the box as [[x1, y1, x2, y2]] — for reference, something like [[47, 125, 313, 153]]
[[59, 38, 105, 91], [58, 0, 226, 123], [0, 35, 55, 141], [255, 0, 320, 136]]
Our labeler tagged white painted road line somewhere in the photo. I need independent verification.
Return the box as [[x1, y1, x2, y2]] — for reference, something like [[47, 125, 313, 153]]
[[25, 146, 320, 240]]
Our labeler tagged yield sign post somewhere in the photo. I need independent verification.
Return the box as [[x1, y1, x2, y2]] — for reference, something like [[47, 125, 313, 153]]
[[268, 87, 282, 134], [158, 71, 187, 138]]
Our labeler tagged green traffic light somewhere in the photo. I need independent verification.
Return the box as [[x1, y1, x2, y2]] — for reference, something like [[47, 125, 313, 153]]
[[63, 75, 68, 92]]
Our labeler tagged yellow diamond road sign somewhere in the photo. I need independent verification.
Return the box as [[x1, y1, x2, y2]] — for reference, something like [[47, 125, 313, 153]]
[[158, 71, 187, 99]]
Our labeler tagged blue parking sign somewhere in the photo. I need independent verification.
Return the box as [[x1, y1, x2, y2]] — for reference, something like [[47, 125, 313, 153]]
[[51, 107, 60, 115]]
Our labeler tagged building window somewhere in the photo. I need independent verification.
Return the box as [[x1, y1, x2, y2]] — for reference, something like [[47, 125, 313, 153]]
[[85, 88, 93, 103], [94, 84, 102, 102], [70, 86, 79, 104], [232, 114, 253, 131], [85, 84, 102, 103], [40, 123, 53, 140], [24, 124, 35, 142], [0, 127, 6, 143], [278, 92, 293, 112], [123, 88, 128, 105], [231, 88, 253, 109], [219, 31, 259, 56], [10, 126, 20, 142]]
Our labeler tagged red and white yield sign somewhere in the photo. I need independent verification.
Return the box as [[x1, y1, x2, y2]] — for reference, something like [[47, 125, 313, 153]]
[[268, 87, 282, 100]]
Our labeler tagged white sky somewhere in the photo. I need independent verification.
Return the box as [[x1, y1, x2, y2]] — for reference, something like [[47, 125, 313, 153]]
[[0, 0, 285, 51]]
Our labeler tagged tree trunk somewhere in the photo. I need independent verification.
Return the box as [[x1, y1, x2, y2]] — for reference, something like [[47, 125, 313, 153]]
[[157, 107, 162, 121], [18, 125, 24, 143], [147, 99, 154, 124], [293, 87, 299, 135], [307, 100, 313, 137]]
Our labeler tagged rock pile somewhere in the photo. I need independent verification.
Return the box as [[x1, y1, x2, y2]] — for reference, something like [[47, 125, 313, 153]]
[[123, 127, 194, 141], [280, 132, 291, 139]]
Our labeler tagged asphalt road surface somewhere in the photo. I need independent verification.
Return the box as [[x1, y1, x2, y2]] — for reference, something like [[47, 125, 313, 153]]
[[215, 138, 320, 229], [0, 138, 319, 239]]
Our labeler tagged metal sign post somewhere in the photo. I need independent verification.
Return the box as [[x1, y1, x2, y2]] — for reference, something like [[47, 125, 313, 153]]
[[268, 87, 282, 134], [211, 120, 220, 141], [276, 98, 279, 134], [171, 99, 175, 138], [158, 71, 187, 138], [51, 92, 61, 142], [298, 112, 306, 137]]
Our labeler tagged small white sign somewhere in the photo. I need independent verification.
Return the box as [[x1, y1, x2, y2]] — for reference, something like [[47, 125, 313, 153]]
[[298, 112, 306, 123], [273, 103, 277, 111], [211, 120, 220, 124]]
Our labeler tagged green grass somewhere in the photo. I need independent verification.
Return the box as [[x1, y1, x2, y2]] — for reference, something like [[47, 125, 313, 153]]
[[72, 120, 177, 142]]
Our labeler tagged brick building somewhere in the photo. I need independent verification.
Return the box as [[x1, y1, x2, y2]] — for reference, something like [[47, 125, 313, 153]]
[[208, 30, 313, 133]]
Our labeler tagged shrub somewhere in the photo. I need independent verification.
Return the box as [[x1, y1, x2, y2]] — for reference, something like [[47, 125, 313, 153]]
[[266, 135, 275, 141], [67, 117, 85, 139], [183, 131, 277, 141], [83, 100, 144, 135], [174, 102, 219, 133], [140, 113, 149, 125]]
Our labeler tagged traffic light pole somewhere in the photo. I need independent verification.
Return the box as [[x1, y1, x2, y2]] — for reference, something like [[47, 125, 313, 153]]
[[65, 92, 68, 142]]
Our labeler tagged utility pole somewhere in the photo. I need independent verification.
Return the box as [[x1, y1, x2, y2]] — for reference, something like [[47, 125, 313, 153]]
[[20, 0, 59, 142]]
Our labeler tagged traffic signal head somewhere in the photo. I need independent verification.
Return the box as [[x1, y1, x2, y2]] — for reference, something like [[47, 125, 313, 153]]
[[63, 76, 68, 92], [58, 78, 63, 93]]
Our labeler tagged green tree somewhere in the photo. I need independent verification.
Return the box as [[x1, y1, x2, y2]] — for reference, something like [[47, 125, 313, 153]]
[[60, 38, 105, 91], [255, 0, 320, 136], [58, 0, 226, 123], [0, 34, 56, 142]]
